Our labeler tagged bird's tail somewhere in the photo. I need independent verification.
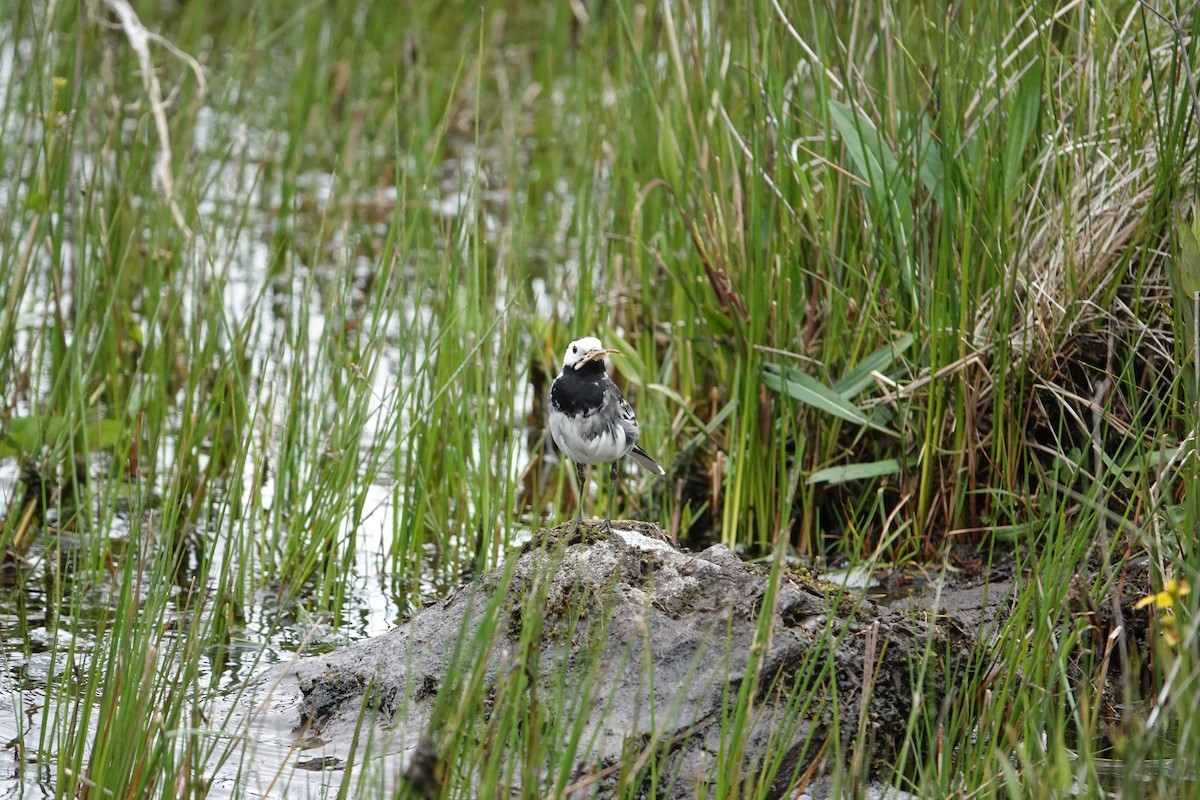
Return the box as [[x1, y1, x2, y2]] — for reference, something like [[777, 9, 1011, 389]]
[[629, 445, 666, 475]]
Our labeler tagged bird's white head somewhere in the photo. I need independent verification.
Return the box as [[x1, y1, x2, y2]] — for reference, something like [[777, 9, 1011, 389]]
[[561, 336, 620, 371]]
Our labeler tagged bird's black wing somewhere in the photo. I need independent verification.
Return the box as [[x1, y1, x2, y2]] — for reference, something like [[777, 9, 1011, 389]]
[[602, 378, 640, 441], [604, 377, 666, 474]]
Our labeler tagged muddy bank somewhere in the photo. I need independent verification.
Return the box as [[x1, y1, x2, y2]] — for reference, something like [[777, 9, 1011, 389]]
[[232, 524, 1150, 797]]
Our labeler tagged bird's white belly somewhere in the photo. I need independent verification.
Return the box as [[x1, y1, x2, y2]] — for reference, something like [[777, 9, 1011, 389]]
[[550, 412, 631, 465]]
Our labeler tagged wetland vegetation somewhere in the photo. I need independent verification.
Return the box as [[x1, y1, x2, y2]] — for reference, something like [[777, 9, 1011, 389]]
[[0, 0, 1198, 796]]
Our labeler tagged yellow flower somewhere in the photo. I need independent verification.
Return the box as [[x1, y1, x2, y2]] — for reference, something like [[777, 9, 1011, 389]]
[[1136, 579, 1191, 611]]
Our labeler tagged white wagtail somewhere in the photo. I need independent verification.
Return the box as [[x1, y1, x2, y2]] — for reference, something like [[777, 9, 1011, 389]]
[[548, 336, 665, 530]]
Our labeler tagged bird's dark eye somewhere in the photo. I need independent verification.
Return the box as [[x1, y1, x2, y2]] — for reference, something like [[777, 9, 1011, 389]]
[[571, 345, 577, 352]]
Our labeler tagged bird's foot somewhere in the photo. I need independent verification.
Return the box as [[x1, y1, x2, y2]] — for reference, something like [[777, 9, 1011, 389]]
[[569, 517, 611, 544]]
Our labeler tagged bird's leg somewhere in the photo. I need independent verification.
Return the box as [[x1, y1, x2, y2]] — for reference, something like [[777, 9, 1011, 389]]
[[574, 461, 588, 529], [602, 460, 618, 532]]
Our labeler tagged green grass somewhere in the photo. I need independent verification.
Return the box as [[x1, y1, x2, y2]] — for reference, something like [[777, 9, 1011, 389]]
[[0, 0, 1198, 797]]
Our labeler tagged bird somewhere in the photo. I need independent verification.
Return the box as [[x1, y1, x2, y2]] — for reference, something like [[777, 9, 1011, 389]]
[[548, 336, 666, 531]]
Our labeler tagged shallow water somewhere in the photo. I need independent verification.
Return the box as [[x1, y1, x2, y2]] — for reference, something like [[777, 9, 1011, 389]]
[[0, 104, 530, 799], [0, 5, 665, 792]]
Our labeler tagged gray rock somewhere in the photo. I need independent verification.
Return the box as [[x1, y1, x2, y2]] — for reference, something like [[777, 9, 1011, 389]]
[[233, 522, 950, 798]]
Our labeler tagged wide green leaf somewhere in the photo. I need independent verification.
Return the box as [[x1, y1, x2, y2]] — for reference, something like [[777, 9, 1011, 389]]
[[807, 459, 901, 486], [834, 332, 914, 398], [1175, 216, 1200, 298], [762, 367, 897, 436], [0, 415, 123, 458], [829, 99, 900, 198], [1003, 59, 1044, 202]]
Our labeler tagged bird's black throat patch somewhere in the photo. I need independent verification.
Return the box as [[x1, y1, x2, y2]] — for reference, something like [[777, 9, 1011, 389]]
[[550, 362, 608, 416]]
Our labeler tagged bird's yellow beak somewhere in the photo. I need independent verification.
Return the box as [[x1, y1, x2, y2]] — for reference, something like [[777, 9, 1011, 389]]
[[574, 348, 622, 369]]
